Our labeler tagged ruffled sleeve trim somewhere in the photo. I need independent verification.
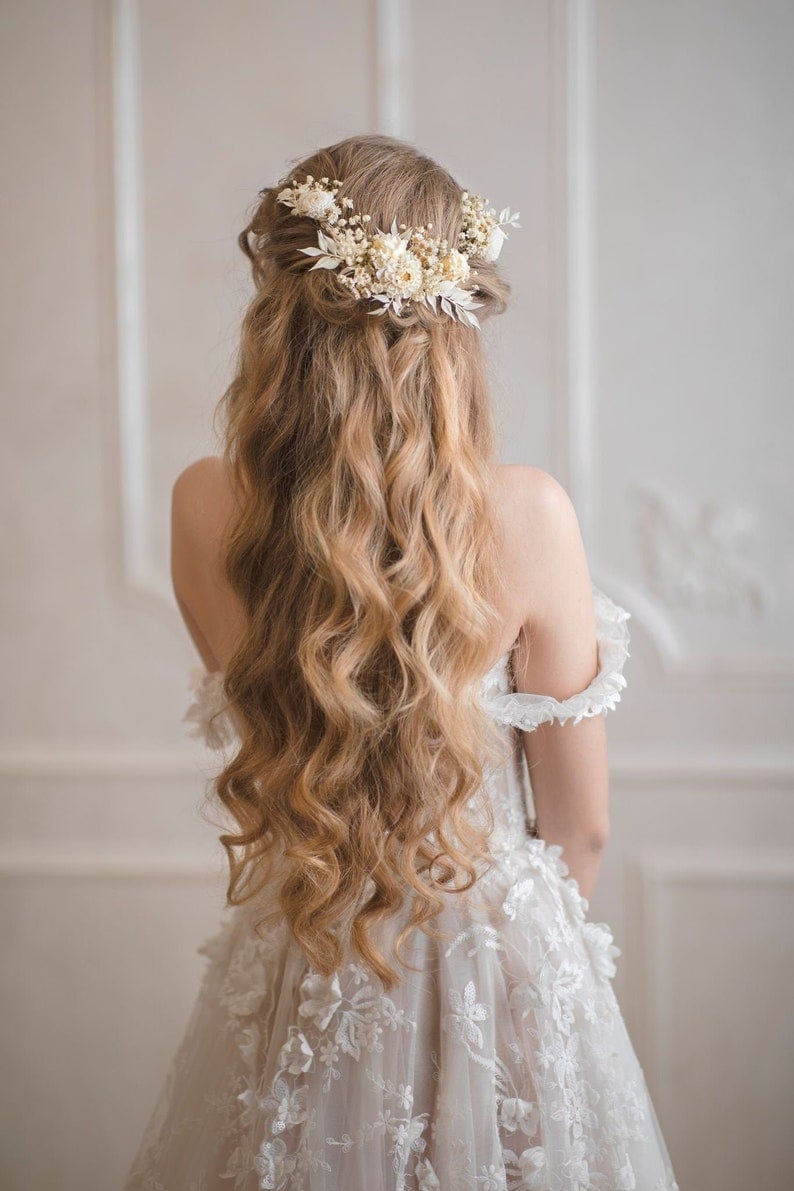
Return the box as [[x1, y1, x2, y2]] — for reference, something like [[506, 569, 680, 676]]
[[182, 666, 238, 751], [181, 585, 630, 746], [480, 584, 631, 732]]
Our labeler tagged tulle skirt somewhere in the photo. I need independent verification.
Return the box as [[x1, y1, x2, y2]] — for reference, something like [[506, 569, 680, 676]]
[[124, 834, 679, 1191]]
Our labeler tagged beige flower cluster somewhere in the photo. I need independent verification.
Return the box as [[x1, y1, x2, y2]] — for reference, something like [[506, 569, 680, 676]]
[[276, 175, 520, 328], [458, 192, 519, 265]]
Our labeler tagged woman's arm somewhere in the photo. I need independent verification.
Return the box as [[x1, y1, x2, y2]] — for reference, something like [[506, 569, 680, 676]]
[[510, 469, 610, 901]]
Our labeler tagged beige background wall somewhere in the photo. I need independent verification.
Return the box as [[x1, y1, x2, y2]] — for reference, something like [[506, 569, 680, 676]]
[[1, 2, 792, 1188]]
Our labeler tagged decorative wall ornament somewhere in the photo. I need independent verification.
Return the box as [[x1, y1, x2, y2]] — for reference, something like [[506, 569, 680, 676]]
[[631, 485, 767, 617]]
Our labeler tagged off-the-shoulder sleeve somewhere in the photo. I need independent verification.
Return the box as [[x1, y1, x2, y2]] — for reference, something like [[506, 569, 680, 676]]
[[480, 585, 631, 732], [182, 667, 239, 750]]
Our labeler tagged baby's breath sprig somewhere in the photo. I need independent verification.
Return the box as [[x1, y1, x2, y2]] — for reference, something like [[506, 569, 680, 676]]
[[458, 192, 521, 264], [275, 176, 520, 328]]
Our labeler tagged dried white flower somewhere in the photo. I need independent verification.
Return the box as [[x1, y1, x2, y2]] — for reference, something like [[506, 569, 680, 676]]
[[376, 250, 424, 301], [441, 248, 471, 285], [276, 177, 343, 225], [369, 229, 410, 268], [295, 187, 338, 222], [274, 175, 520, 328]]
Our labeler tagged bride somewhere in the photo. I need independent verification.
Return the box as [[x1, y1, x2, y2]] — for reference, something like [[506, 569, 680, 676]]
[[125, 133, 679, 1191]]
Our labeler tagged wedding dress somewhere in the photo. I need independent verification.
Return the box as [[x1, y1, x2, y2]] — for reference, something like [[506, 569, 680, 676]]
[[124, 585, 679, 1190]]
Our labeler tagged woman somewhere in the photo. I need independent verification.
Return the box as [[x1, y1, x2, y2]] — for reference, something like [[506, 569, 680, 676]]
[[125, 134, 679, 1190]]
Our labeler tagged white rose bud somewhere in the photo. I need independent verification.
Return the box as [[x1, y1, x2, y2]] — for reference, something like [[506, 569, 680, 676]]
[[295, 188, 337, 222], [442, 248, 471, 285]]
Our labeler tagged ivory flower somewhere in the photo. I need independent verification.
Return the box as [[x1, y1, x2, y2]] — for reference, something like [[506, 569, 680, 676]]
[[293, 187, 338, 222], [582, 921, 622, 980], [275, 175, 520, 327], [376, 251, 424, 300], [298, 971, 343, 1030], [518, 1146, 547, 1189], [369, 230, 409, 267], [277, 1028, 314, 1075], [442, 248, 471, 284], [500, 1096, 540, 1136]]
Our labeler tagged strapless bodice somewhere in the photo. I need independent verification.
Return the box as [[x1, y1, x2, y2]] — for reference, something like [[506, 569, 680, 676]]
[[182, 585, 630, 753], [180, 585, 630, 857]]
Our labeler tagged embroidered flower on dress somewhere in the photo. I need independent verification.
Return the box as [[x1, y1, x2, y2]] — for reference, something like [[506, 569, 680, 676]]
[[499, 1096, 539, 1137], [582, 921, 622, 981], [318, 1038, 339, 1066], [254, 1136, 291, 1187], [518, 1145, 548, 1189], [263, 1077, 309, 1132], [182, 667, 237, 750], [501, 877, 535, 921], [278, 1027, 314, 1075], [298, 971, 343, 1030], [391, 1114, 428, 1163], [444, 979, 489, 1049]]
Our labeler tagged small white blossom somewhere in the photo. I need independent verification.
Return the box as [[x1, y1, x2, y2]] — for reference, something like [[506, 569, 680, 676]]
[[298, 971, 343, 1030], [499, 1096, 539, 1136], [261, 1076, 309, 1131], [254, 1137, 289, 1187], [477, 1163, 507, 1191], [442, 248, 471, 284], [278, 1028, 314, 1075], [518, 1146, 547, 1189], [582, 921, 622, 980], [274, 174, 519, 327], [318, 1039, 339, 1066], [358, 1017, 384, 1052], [445, 980, 489, 1049], [277, 178, 342, 225], [296, 187, 337, 221], [369, 230, 409, 268]]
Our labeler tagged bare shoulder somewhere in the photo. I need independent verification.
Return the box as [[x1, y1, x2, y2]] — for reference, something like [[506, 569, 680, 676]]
[[492, 463, 581, 567], [171, 455, 246, 669], [171, 455, 238, 596], [491, 464, 590, 629], [172, 454, 236, 535], [492, 463, 576, 527]]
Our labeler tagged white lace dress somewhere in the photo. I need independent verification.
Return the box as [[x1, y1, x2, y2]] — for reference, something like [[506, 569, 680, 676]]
[[124, 586, 679, 1191]]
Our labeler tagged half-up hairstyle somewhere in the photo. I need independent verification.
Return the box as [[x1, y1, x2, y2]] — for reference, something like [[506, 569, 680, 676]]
[[212, 133, 513, 990]]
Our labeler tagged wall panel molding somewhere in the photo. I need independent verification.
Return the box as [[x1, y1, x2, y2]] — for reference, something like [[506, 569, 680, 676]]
[[1, 748, 791, 784], [374, 0, 412, 138], [555, 0, 792, 687], [0, 849, 219, 880], [101, 0, 171, 613], [625, 848, 794, 1113]]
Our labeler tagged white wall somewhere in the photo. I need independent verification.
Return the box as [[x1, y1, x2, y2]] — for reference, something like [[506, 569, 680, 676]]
[[1, 2, 791, 1187]]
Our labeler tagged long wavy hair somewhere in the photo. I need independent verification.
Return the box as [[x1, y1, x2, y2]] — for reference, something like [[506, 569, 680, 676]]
[[212, 134, 513, 990]]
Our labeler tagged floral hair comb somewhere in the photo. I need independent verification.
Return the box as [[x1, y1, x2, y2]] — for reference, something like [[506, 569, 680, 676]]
[[275, 175, 520, 328]]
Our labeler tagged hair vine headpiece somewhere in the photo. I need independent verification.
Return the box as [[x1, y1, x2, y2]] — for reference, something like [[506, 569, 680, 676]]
[[274, 175, 520, 328]]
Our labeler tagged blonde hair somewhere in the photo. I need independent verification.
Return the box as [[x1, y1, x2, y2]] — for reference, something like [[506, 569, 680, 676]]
[[213, 134, 512, 990]]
